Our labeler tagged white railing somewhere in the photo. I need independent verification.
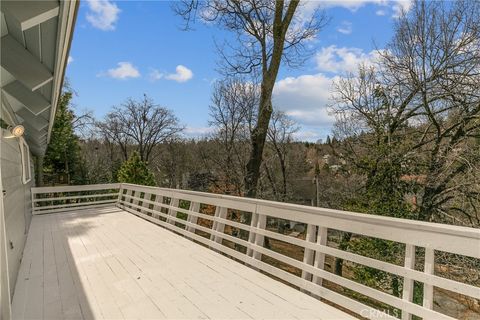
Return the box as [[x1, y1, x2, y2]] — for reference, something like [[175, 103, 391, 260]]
[[32, 183, 480, 319], [31, 183, 120, 214]]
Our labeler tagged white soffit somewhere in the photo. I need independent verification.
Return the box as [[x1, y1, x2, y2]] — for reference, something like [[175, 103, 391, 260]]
[[1, 35, 54, 91], [1, 1, 77, 155], [0, 12, 7, 37], [3, 81, 51, 116], [0, 66, 14, 87], [1, 0, 59, 31]]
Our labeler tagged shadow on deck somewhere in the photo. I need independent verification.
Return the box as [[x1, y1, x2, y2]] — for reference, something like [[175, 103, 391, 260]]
[[11, 206, 353, 320]]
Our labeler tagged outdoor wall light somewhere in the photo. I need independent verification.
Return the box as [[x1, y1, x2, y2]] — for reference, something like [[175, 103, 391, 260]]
[[8, 125, 25, 137]]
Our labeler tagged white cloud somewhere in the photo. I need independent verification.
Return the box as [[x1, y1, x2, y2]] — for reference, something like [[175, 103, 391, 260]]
[[86, 0, 120, 31], [165, 65, 193, 83], [67, 56, 74, 64], [300, 0, 385, 13], [319, 0, 413, 14], [149, 69, 163, 81], [273, 71, 368, 140], [293, 130, 324, 142], [392, 0, 412, 18], [165, 64, 193, 82], [299, 1, 412, 19], [183, 126, 215, 138], [337, 21, 352, 35], [149, 65, 194, 83], [271, 45, 384, 137], [102, 62, 140, 80], [315, 45, 380, 74], [273, 73, 338, 128]]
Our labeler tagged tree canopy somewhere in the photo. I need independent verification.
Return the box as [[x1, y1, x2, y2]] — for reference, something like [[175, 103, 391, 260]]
[[44, 89, 84, 184], [97, 94, 183, 162], [174, 0, 328, 197]]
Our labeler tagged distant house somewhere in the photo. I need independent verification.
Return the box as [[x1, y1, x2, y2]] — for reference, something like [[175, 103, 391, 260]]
[[0, 1, 78, 317]]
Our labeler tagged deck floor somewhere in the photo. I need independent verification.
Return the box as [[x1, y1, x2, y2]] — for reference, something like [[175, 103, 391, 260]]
[[11, 206, 353, 320]]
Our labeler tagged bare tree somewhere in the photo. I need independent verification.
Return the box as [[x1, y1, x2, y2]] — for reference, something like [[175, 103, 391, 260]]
[[207, 79, 303, 201], [208, 78, 258, 194], [152, 137, 190, 188], [79, 137, 121, 184], [97, 94, 184, 162], [97, 111, 132, 161], [71, 109, 95, 139], [331, 0, 480, 226], [174, 0, 328, 197], [263, 110, 299, 201]]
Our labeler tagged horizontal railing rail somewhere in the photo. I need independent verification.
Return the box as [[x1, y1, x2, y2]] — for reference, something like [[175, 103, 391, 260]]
[[31, 183, 120, 215], [31, 183, 480, 320]]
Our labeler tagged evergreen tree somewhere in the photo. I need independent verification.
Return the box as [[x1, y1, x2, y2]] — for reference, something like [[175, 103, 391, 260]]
[[117, 151, 156, 186], [44, 90, 83, 184]]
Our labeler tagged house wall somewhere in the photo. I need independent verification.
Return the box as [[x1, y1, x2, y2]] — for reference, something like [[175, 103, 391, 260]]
[[1, 127, 34, 298]]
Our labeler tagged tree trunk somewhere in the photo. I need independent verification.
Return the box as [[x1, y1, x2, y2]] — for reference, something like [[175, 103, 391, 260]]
[[64, 149, 70, 184], [242, 1, 299, 198], [419, 186, 436, 221], [35, 156, 44, 187], [334, 232, 352, 276], [274, 144, 288, 202], [263, 162, 278, 200], [245, 91, 273, 197]]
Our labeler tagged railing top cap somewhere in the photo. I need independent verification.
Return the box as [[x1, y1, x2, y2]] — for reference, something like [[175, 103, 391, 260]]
[[30, 183, 480, 258], [119, 183, 480, 240], [31, 183, 480, 241], [32, 183, 120, 193]]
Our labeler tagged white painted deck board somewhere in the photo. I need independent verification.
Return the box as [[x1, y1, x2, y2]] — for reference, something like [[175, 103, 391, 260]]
[[12, 206, 354, 320]]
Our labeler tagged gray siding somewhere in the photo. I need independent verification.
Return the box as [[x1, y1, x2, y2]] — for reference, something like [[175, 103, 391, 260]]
[[1, 134, 34, 298]]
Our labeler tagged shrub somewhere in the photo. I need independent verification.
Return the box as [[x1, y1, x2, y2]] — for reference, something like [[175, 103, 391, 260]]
[[117, 152, 156, 186]]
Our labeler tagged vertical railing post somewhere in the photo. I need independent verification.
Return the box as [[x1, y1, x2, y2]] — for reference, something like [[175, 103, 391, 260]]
[[423, 247, 434, 310], [401, 244, 416, 320], [141, 191, 151, 215], [247, 211, 259, 257], [210, 206, 220, 241], [167, 198, 179, 225], [151, 192, 164, 220], [116, 184, 123, 208], [247, 206, 266, 260], [125, 188, 133, 209], [31, 188, 36, 214], [252, 214, 266, 260], [312, 226, 327, 286], [132, 188, 140, 210], [302, 224, 317, 282], [186, 202, 200, 233], [211, 207, 227, 243]]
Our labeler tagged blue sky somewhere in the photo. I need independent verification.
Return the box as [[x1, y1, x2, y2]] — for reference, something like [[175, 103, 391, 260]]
[[67, 0, 411, 141]]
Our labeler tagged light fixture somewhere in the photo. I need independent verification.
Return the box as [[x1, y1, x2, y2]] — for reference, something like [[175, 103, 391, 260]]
[[8, 125, 25, 137]]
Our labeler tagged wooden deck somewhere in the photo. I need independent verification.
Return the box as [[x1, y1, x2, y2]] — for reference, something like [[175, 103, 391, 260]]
[[11, 206, 353, 320]]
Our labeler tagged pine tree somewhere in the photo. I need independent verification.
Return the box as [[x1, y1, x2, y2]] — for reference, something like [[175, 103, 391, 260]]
[[117, 151, 156, 186], [44, 90, 83, 184]]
